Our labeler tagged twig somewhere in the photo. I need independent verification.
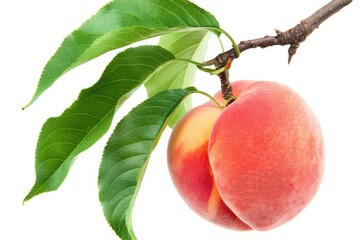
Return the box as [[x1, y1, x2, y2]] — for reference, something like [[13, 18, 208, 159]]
[[206, 0, 352, 101]]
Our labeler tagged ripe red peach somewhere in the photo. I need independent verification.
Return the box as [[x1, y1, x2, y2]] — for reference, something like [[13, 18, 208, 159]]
[[167, 80, 324, 231]]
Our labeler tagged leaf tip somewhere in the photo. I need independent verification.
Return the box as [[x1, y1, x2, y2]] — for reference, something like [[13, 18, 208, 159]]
[[22, 96, 37, 110], [23, 181, 43, 204], [22, 102, 31, 111], [23, 189, 35, 204]]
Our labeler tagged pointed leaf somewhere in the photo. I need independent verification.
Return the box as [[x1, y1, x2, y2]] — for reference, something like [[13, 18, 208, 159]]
[[98, 87, 200, 240], [145, 30, 212, 128], [25, 0, 220, 108], [24, 46, 178, 202]]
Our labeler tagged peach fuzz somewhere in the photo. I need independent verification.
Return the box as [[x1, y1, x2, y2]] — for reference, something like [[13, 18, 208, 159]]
[[167, 80, 324, 231], [167, 103, 251, 230]]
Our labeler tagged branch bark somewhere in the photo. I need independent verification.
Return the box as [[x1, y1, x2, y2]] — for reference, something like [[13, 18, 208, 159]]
[[206, 0, 352, 102]]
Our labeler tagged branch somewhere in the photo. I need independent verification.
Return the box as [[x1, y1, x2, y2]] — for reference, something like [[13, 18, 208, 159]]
[[205, 0, 352, 101]]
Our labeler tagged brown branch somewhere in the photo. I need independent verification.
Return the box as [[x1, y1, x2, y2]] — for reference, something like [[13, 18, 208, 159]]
[[205, 0, 352, 101]]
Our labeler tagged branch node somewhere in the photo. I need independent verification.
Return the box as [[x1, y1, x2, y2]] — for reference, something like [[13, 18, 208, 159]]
[[275, 29, 287, 42], [288, 43, 300, 64]]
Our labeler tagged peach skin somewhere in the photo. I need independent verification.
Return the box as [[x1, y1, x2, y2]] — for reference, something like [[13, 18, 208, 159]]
[[168, 80, 324, 231], [167, 103, 251, 230]]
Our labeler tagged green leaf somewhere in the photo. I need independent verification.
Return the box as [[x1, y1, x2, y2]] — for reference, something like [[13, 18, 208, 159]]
[[98, 87, 200, 240], [145, 30, 212, 128], [24, 0, 220, 108], [24, 46, 178, 202]]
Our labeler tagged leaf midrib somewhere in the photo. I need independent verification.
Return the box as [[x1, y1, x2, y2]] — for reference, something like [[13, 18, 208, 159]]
[[27, 59, 184, 201]]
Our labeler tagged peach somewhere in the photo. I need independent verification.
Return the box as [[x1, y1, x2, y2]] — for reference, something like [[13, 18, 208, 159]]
[[167, 80, 324, 231]]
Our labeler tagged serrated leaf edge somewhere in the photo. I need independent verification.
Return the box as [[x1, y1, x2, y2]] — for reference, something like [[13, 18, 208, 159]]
[[23, 49, 191, 203], [98, 88, 221, 240]]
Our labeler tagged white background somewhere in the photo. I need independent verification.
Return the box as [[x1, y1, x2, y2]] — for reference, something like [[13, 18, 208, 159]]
[[2, 0, 359, 239]]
